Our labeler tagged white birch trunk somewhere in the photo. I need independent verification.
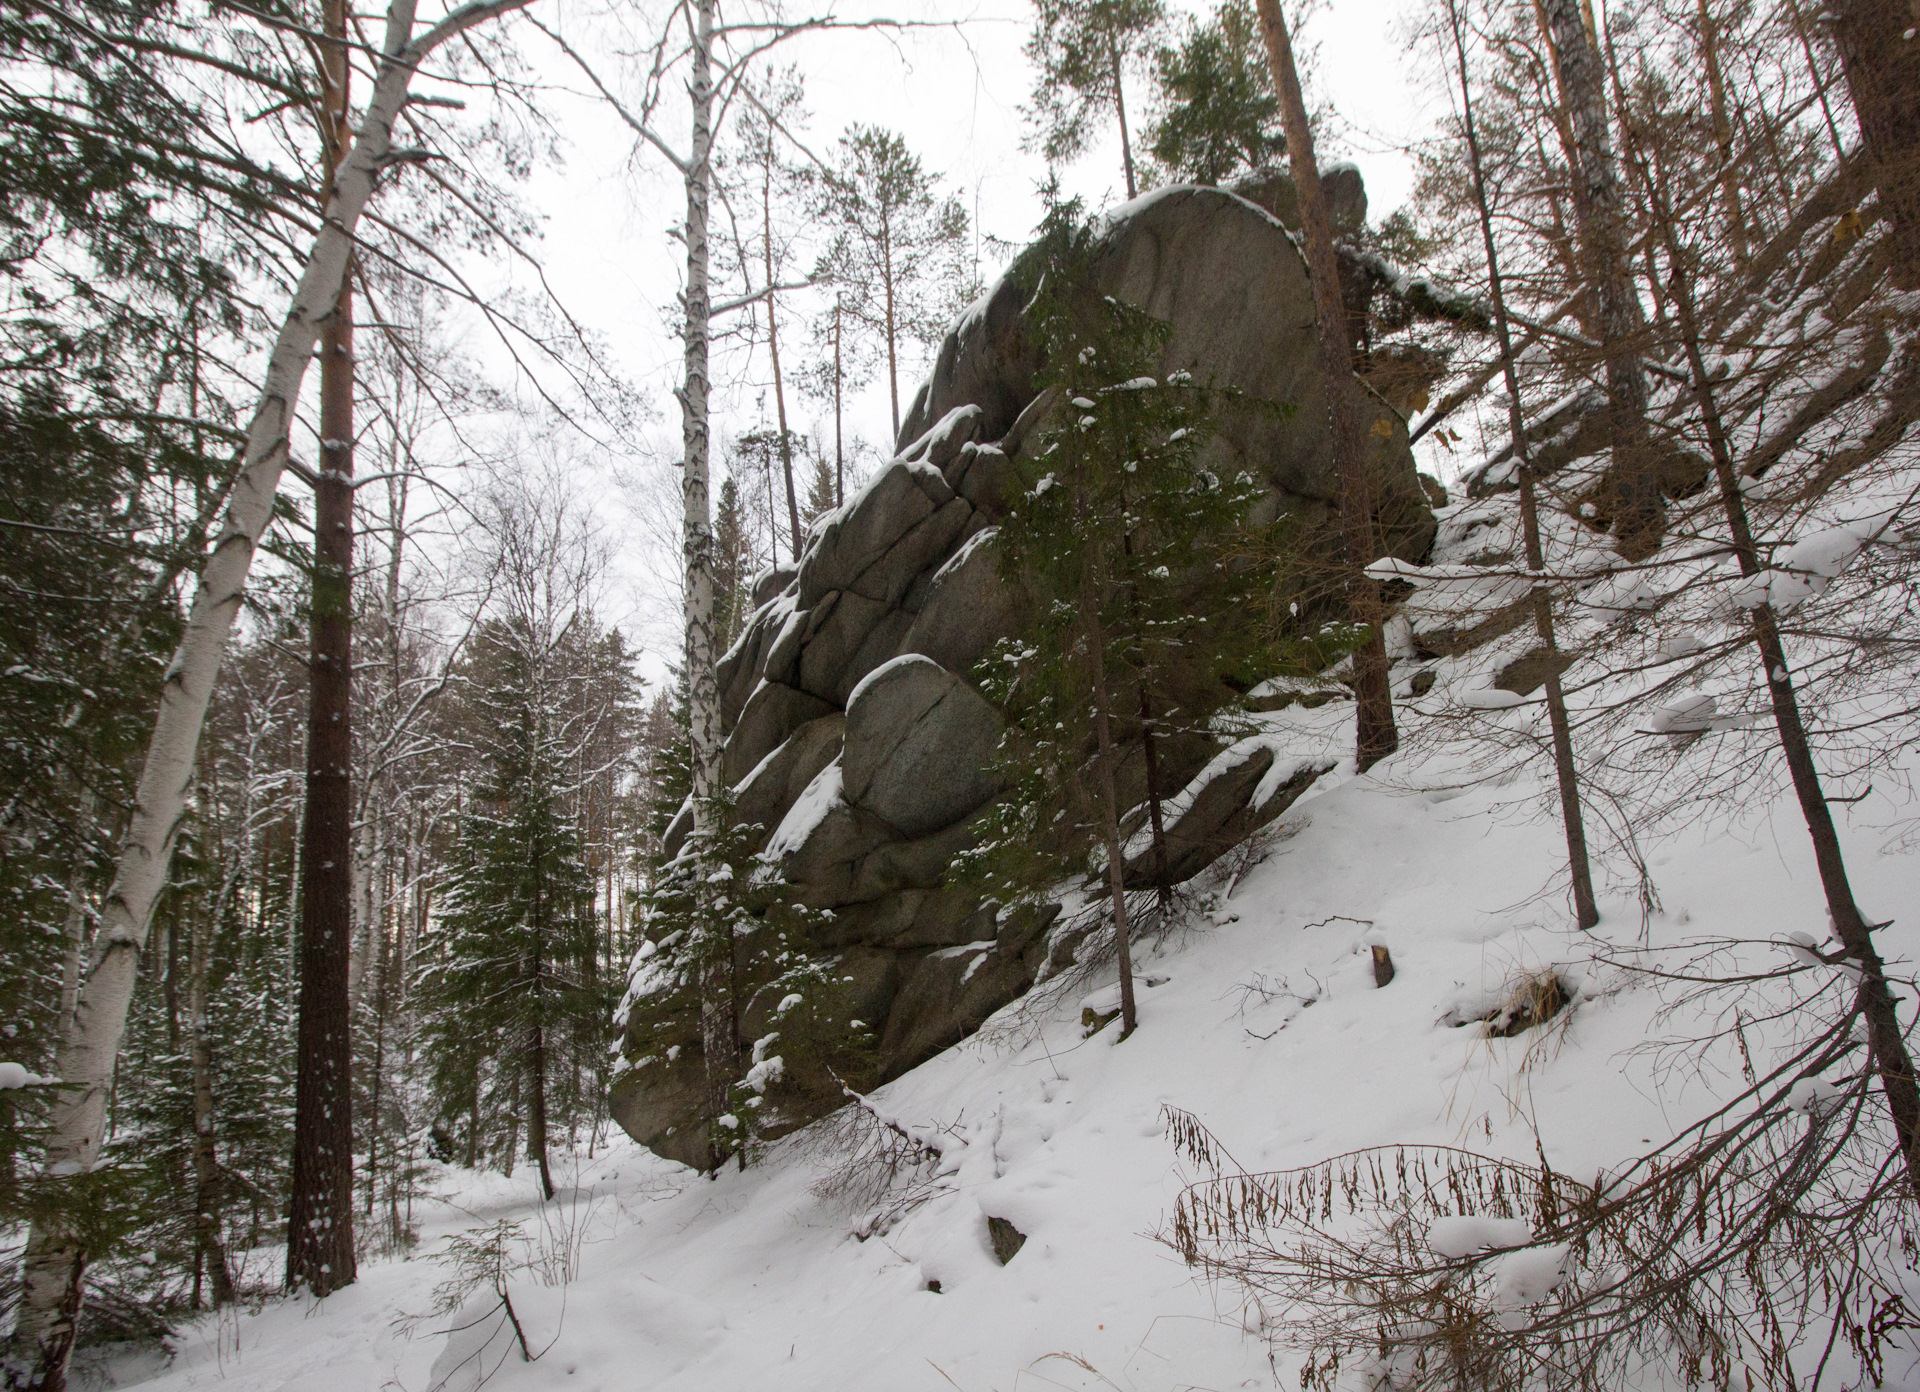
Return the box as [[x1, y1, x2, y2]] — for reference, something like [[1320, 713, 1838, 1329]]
[[679, 0, 736, 1173], [5, 2, 537, 1383], [1540, 0, 1660, 555], [346, 813, 378, 1017], [681, 0, 720, 818]]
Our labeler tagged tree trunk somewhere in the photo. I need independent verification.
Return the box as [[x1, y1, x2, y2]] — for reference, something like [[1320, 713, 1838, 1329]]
[[188, 889, 235, 1309], [526, 935, 554, 1199], [4, 2, 535, 1380], [1137, 687, 1171, 908], [1694, 0, 1747, 269], [833, 299, 844, 506], [1540, 0, 1662, 559], [1448, 0, 1599, 930], [882, 226, 900, 443], [288, 0, 358, 1295], [1083, 563, 1137, 1041], [1651, 188, 1920, 1201], [1250, 0, 1397, 772], [1108, 31, 1136, 200], [763, 162, 802, 561], [678, 0, 735, 1177], [1829, 0, 1920, 290]]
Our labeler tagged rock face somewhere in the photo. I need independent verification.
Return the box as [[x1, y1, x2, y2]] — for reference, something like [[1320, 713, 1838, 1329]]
[[612, 181, 1433, 1162], [900, 185, 1437, 563]]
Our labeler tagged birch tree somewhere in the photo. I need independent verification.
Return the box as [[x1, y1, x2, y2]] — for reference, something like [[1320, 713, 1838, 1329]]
[[6, 1, 541, 1383]]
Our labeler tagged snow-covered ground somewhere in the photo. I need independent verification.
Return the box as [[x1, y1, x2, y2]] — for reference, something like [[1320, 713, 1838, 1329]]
[[92, 696, 1920, 1390]]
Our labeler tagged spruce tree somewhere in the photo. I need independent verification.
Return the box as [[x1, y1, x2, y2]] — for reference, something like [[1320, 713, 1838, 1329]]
[[803, 444, 839, 526], [420, 618, 612, 1200], [966, 204, 1308, 1037], [712, 477, 754, 654], [1147, 0, 1284, 185], [622, 803, 872, 1173]]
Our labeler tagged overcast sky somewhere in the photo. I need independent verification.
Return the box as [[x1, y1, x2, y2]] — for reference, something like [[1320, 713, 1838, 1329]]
[[468, 0, 1444, 667]]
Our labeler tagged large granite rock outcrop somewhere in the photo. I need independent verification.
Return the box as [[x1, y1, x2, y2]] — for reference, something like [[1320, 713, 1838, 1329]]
[[900, 184, 1438, 562], [612, 180, 1432, 1165]]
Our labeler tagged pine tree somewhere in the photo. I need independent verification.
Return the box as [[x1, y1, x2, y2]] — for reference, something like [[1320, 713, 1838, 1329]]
[[810, 127, 972, 442], [1147, 0, 1284, 185], [1023, 0, 1166, 197], [420, 618, 614, 1201]]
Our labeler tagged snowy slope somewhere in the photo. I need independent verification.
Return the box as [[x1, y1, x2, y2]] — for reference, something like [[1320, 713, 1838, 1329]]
[[98, 697, 1920, 1390]]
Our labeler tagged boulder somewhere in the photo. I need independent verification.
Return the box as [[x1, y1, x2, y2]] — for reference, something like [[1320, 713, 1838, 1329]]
[[902, 403, 986, 472], [723, 680, 834, 789], [608, 1051, 711, 1171], [617, 173, 1432, 1168], [897, 185, 1434, 562], [732, 713, 845, 851], [944, 442, 1019, 515], [759, 773, 901, 909], [796, 590, 889, 702], [798, 460, 953, 608], [877, 904, 1055, 1071], [1126, 746, 1332, 884], [750, 562, 798, 609], [842, 656, 1006, 838], [1233, 162, 1368, 235], [843, 496, 974, 609], [899, 529, 1018, 683], [716, 596, 797, 734]]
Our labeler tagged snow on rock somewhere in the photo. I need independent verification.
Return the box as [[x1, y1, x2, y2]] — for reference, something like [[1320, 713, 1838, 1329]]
[[1457, 688, 1528, 710], [1648, 693, 1717, 734], [1492, 1243, 1571, 1309], [761, 760, 844, 862], [1726, 511, 1900, 613], [1426, 1215, 1533, 1258]]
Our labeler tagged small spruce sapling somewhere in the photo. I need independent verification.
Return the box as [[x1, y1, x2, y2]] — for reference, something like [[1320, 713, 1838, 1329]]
[[622, 796, 873, 1172]]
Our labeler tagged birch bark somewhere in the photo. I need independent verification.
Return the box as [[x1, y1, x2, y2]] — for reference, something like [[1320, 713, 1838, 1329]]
[[1447, 0, 1598, 930], [4, 2, 538, 1383], [1539, 0, 1662, 559], [677, 0, 738, 1173]]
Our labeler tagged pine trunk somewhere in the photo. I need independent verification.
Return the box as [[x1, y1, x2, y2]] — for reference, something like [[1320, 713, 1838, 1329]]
[[1108, 32, 1136, 199], [833, 300, 844, 505], [764, 165, 802, 561], [1250, 0, 1397, 772], [1449, 0, 1599, 930], [288, 0, 358, 1292], [1653, 191, 1920, 1200]]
